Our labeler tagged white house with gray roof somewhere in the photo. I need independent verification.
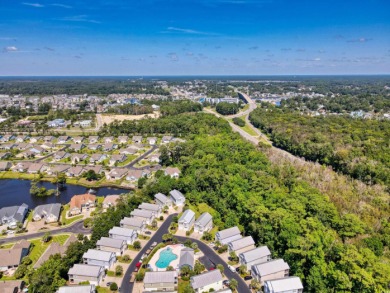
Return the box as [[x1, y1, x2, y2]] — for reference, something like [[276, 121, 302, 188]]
[[239, 246, 272, 270], [32, 203, 61, 223], [96, 237, 127, 256], [130, 209, 155, 224], [82, 249, 116, 269], [169, 189, 185, 206], [178, 209, 195, 231], [68, 264, 105, 285], [154, 193, 172, 207], [144, 271, 178, 292], [215, 226, 242, 245], [251, 259, 290, 285], [0, 203, 28, 228], [58, 285, 96, 293], [228, 236, 255, 254], [109, 226, 137, 244], [264, 276, 303, 293], [120, 217, 146, 233], [194, 212, 213, 234], [190, 270, 223, 293], [138, 202, 162, 216]]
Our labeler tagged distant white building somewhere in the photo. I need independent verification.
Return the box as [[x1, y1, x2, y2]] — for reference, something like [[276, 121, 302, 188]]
[[190, 270, 223, 293]]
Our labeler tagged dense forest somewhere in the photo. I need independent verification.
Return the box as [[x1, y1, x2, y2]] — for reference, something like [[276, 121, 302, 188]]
[[249, 105, 390, 188]]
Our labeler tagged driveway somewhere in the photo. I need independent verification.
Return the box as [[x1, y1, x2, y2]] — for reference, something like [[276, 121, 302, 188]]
[[0, 220, 90, 245]]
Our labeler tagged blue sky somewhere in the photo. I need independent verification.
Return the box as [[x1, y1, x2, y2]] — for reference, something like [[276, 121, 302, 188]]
[[0, 0, 389, 75]]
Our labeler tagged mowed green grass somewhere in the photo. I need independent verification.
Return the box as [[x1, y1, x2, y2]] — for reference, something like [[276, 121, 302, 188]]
[[29, 234, 70, 264]]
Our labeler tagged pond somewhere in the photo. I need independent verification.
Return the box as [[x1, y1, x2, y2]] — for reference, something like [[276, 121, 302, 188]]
[[0, 179, 130, 209]]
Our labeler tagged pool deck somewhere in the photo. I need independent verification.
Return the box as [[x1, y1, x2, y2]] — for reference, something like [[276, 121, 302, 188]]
[[149, 244, 184, 271]]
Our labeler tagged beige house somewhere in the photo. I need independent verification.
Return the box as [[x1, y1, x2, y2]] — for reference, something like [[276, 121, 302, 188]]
[[69, 194, 96, 215], [251, 259, 290, 285], [144, 271, 178, 292], [68, 264, 105, 286]]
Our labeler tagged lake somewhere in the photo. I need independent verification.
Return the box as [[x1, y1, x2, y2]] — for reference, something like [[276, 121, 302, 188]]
[[0, 179, 130, 209]]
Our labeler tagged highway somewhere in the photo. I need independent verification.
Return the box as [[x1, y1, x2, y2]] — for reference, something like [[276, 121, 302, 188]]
[[0, 220, 90, 245]]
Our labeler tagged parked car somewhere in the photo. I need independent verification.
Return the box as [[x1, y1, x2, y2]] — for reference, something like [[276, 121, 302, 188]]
[[244, 275, 253, 281], [236, 267, 240, 272], [228, 265, 236, 273], [145, 231, 152, 235], [223, 280, 230, 286], [106, 282, 113, 287]]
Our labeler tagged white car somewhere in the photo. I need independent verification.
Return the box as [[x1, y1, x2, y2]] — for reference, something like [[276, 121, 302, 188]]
[[228, 265, 236, 273]]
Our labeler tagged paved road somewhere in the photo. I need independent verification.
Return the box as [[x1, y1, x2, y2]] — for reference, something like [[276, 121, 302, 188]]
[[0, 220, 90, 245], [176, 236, 251, 293], [123, 213, 177, 293], [227, 91, 257, 119], [123, 145, 158, 168]]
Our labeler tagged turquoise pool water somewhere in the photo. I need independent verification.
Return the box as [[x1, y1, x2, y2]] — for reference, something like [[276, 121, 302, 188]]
[[155, 247, 178, 269]]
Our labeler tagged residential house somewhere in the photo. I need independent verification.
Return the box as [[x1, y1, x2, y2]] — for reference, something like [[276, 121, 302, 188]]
[[89, 154, 107, 164], [118, 136, 128, 144], [0, 203, 28, 228], [0, 134, 15, 142], [104, 137, 114, 143], [161, 136, 173, 144], [169, 189, 185, 206], [0, 280, 26, 293], [54, 151, 70, 161], [130, 209, 155, 224], [251, 259, 290, 285], [0, 241, 31, 272], [29, 136, 41, 143], [120, 217, 146, 234], [33, 203, 61, 223], [69, 144, 85, 152], [106, 168, 128, 180], [66, 166, 85, 177], [239, 246, 272, 271], [120, 147, 137, 155], [43, 136, 54, 142], [84, 165, 104, 175], [87, 144, 102, 151], [88, 136, 99, 144], [71, 153, 88, 164], [57, 136, 70, 144], [179, 248, 194, 270], [102, 195, 121, 209], [41, 142, 55, 150], [147, 137, 157, 145], [148, 153, 160, 163], [96, 237, 127, 256], [103, 143, 117, 152], [215, 226, 242, 245], [0, 161, 11, 171], [125, 169, 145, 182], [154, 193, 172, 207], [138, 203, 162, 216], [263, 277, 303, 293], [0, 152, 11, 160], [58, 285, 96, 293], [178, 209, 195, 231], [194, 212, 213, 234], [78, 120, 92, 127], [46, 164, 71, 175], [68, 264, 105, 286], [82, 249, 116, 269], [109, 154, 126, 166], [27, 163, 46, 174], [0, 143, 15, 150], [73, 136, 85, 144], [144, 271, 178, 292], [190, 270, 223, 293], [29, 146, 45, 155], [11, 162, 32, 173], [108, 226, 138, 244], [15, 135, 29, 143], [164, 167, 181, 178], [132, 136, 143, 144], [69, 194, 96, 215], [228, 236, 255, 254]]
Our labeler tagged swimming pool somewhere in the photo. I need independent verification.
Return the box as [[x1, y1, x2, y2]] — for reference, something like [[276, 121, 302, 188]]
[[155, 247, 178, 269]]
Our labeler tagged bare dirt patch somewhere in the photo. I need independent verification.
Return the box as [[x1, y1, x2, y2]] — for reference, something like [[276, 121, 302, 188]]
[[100, 112, 160, 125]]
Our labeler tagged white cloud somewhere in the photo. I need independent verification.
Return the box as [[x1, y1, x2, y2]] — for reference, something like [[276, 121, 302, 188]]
[[50, 3, 72, 8], [57, 15, 100, 24], [3, 46, 18, 52], [166, 27, 216, 36], [22, 2, 44, 7]]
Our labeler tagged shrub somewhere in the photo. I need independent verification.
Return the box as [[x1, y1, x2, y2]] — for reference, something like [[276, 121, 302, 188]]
[[232, 117, 245, 127], [110, 282, 118, 291]]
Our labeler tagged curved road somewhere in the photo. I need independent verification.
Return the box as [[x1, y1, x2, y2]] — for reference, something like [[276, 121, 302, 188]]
[[0, 220, 90, 245], [122, 214, 250, 293]]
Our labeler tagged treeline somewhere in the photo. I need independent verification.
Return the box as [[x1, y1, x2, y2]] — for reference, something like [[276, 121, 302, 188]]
[[282, 94, 390, 113], [27, 194, 143, 292], [98, 112, 230, 137], [249, 106, 390, 188], [107, 104, 154, 115], [0, 78, 170, 95], [216, 102, 239, 115], [160, 100, 202, 116], [140, 113, 390, 292]]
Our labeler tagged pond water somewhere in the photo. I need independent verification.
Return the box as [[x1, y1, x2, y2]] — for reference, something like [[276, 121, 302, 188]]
[[0, 179, 130, 209]]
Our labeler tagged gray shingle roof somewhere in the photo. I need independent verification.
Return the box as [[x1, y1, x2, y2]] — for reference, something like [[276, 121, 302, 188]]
[[154, 193, 170, 204], [195, 212, 212, 227], [191, 270, 223, 290], [138, 203, 161, 212], [120, 217, 145, 228], [216, 226, 240, 240], [58, 285, 95, 293], [83, 249, 115, 261], [169, 189, 184, 201], [239, 246, 271, 263], [178, 209, 195, 224], [253, 259, 289, 277], [97, 237, 125, 249], [130, 209, 154, 219], [144, 271, 177, 284], [109, 226, 135, 237], [179, 248, 194, 268], [264, 276, 303, 292], [33, 203, 61, 220], [68, 264, 104, 277], [228, 236, 255, 251]]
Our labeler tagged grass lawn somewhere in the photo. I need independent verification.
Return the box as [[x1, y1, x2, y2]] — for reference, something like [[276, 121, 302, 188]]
[[97, 287, 116, 293], [29, 234, 70, 264], [178, 279, 190, 292], [240, 122, 258, 136], [0, 243, 14, 249]]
